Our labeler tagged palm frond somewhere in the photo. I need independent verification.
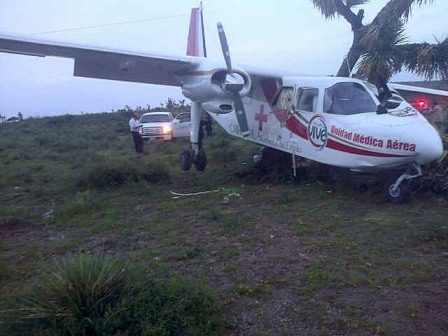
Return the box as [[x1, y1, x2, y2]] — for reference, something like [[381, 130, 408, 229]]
[[311, 0, 371, 20], [416, 39, 448, 79], [311, 0, 338, 19], [402, 38, 448, 79], [373, 0, 435, 25], [346, 0, 370, 8], [357, 20, 408, 85]]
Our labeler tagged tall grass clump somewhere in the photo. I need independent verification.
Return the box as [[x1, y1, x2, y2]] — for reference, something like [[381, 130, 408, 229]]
[[1, 252, 128, 336], [1, 253, 225, 336]]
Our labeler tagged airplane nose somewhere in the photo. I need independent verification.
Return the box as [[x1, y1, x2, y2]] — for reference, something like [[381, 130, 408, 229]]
[[416, 127, 444, 164]]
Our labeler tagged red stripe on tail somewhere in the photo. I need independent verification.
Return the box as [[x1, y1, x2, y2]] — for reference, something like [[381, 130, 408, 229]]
[[186, 5, 206, 57]]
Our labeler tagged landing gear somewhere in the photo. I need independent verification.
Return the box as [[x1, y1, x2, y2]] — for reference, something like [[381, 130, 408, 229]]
[[179, 101, 210, 172], [385, 178, 411, 203], [384, 163, 422, 203], [179, 149, 207, 171], [180, 150, 193, 171], [194, 150, 207, 171]]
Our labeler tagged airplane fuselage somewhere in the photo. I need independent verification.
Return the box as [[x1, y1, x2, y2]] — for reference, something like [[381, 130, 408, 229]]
[[202, 75, 443, 171]]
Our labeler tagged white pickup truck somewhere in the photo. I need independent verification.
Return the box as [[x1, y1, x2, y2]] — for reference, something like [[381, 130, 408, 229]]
[[139, 112, 191, 141]]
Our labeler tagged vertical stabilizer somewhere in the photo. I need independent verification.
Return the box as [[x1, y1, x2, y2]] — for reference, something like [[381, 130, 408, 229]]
[[186, 3, 207, 57]]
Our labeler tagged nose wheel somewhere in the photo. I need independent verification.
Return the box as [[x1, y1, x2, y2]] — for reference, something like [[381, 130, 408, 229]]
[[384, 163, 422, 203], [385, 178, 411, 203]]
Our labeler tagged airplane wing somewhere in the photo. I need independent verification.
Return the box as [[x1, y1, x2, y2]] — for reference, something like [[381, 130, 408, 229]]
[[389, 83, 448, 106], [0, 34, 201, 86]]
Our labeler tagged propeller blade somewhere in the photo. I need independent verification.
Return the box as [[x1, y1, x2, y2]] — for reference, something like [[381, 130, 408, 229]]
[[217, 21, 249, 138], [233, 93, 250, 137], [217, 22, 232, 74]]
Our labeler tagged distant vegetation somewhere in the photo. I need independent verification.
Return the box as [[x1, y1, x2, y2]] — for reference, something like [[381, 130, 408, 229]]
[[114, 98, 191, 115], [0, 98, 190, 123]]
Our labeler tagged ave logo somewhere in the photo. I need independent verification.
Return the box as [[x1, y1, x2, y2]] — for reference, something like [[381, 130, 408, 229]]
[[308, 115, 328, 149]]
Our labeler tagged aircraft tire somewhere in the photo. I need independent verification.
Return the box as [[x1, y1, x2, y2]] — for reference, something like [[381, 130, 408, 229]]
[[385, 178, 411, 203], [180, 150, 193, 171], [194, 150, 207, 171]]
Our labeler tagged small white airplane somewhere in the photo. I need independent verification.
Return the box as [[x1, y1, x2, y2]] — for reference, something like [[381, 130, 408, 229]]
[[0, 4, 446, 202]]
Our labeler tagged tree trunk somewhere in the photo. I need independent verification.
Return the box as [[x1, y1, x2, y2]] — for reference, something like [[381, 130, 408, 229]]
[[332, 0, 366, 77], [336, 25, 366, 77], [336, 42, 364, 77]]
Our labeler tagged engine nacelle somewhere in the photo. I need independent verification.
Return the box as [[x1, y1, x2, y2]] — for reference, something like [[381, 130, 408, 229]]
[[180, 68, 251, 111], [201, 100, 234, 114]]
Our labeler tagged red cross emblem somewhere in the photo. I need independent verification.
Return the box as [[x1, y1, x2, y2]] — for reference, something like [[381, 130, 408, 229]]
[[255, 105, 268, 131]]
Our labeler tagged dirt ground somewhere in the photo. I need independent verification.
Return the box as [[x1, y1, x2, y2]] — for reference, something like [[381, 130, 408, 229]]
[[1, 182, 448, 336]]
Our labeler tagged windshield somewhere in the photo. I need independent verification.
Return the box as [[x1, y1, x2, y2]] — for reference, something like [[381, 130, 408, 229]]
[[140, 114, 170, 123], [324, 82, 377, 115]]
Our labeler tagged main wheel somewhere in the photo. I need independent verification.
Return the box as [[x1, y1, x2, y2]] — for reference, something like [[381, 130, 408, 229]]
[[180, 150, 193, 171], [385, 178, 411, 203], [194, 150, 207, 171]]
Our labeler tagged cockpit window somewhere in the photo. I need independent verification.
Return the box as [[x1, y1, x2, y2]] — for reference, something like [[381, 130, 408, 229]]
[[324, 82, 377, 115], [296, 87, 319, 112], [384, 94, 404, 110]]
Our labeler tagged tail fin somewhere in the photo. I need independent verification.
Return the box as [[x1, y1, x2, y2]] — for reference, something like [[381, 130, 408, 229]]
[[186, 3, 207, 57]]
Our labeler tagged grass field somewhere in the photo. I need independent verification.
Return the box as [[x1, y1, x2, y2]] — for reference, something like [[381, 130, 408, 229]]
[[1, 112, 447, 335]]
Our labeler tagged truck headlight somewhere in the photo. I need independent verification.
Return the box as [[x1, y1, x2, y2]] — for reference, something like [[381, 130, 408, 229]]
[[162, 125, 172, 134]]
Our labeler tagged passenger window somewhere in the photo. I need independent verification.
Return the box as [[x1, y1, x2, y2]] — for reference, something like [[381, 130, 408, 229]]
[[273, 87, 294, 110], [324, 82, 377, 115], [296, 88, 318, 112]]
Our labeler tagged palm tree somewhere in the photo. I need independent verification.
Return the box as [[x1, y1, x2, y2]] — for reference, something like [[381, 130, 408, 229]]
[[356, 19, 409, 87], [310, 0, 448, 87]]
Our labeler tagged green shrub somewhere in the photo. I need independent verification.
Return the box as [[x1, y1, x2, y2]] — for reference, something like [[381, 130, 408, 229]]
[[114, 276, 225, 336], [84, 162, 134, 188], [78, 159, 170, 189], [1, 253, 225, 336], [138, 161, 171, 184]]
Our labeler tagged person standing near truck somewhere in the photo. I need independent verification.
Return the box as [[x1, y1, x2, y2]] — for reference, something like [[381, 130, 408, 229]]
[[129, 113, 143, 153], [205, 112, 213, 137]]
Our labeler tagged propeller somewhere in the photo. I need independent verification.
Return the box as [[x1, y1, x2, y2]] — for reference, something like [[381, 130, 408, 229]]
[[217, 22, 250, 137], [217, 22, 233, 74]]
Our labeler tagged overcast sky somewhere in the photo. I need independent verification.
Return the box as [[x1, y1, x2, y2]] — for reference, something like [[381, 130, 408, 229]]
[[0, 0, 446, 118]]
